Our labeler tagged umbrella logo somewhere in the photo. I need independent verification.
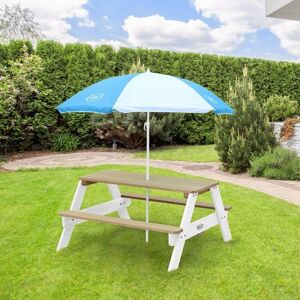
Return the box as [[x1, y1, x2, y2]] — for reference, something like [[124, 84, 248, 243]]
[[86, 92, 104, 102]]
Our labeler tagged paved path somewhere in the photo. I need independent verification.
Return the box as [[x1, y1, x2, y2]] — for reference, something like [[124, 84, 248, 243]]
[[3, 151, 300, 206]]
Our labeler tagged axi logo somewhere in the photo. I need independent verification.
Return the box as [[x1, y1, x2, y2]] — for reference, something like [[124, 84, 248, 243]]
[[86, 92, 104, 102]]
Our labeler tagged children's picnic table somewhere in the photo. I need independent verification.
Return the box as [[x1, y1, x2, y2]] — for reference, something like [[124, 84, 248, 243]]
[[57, 170, 232, 271]]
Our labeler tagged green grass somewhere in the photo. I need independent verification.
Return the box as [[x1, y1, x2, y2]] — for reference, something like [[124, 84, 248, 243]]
[[135, 144, 219, 163], [1, 165, 299, 299]]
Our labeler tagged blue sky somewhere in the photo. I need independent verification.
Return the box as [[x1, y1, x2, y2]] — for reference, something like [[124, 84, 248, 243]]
[[68, 0, 299, 61], [69, 1, 204, 42], [3, 0, 299, 61]]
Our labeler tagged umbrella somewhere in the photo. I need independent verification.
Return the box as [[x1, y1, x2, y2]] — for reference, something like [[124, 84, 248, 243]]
[[57, 71, 234, 242]]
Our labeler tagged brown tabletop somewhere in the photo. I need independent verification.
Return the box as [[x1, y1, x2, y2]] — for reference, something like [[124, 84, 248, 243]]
[[80, 170, 218, 194]]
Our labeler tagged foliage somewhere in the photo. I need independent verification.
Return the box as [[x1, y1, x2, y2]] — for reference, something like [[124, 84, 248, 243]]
[[1, 41, 300, 152], [93, 45, 117, 79], [94, 112, 182, 149], [7, 39, 34, 61], [264, 95, 299, 121], [63, 43, 99, 148], [176, 113, 215, 144], [52, 132, 79, 152], [215, 67, 276, 173], [93, 58, 183, 149], [0, 45, 51, 153], [35, 40, 67, 146], [0, 4, 43, 43], [249, 147, 300, 180]]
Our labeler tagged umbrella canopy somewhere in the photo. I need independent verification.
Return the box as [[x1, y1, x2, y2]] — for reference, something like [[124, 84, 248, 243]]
[[57, 71, 234, 115]]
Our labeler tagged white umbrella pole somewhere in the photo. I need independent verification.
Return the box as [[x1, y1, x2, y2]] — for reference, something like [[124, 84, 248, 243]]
[[146, 112, 150, 242]]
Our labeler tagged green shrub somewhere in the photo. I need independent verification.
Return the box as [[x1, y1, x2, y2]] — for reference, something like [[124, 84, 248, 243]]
[[52, 133, 79, 152], [215, 66, 276, 173], [264, 95, 299, 121], [176, 113, 215, 145], [249, 147, 300, 180]]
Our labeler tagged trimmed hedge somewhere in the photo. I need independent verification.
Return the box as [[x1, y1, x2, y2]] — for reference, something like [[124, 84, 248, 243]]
[[1, 40, 300, 152]]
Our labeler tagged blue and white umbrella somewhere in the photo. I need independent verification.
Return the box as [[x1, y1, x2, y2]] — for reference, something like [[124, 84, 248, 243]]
[[57, 71, 234, 242], [58, 71, 233, 114]]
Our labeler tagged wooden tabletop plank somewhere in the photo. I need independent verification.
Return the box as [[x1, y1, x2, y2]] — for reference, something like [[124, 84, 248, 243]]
[[80, 170, 218, 194]]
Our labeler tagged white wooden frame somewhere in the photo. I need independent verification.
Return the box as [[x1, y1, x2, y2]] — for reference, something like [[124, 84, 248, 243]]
[[57, 182, 232, 272], [167, 185, 232, 271], [56, 181, 131, 251]]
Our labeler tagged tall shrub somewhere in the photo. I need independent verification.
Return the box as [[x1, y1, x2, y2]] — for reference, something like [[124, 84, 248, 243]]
[[35, 40, 67, 146], [0, 46, 51, 152], [215, 67, 276, 173], [93, 45, 117, 81], [63, 43, 98, 148]]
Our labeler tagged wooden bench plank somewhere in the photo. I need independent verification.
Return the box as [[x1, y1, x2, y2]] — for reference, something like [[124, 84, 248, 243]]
[[121, 192, 232, 211], [80, 170, 218, 194], [59, 211, 183, 234]]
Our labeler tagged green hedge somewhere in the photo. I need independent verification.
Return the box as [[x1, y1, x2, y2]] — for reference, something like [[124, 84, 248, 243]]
[[1, 40, 300, 152]]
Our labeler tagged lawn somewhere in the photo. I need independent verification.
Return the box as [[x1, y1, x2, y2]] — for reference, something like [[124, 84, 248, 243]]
[[0, 165, 299, 299], [135, 144, 219, 162]]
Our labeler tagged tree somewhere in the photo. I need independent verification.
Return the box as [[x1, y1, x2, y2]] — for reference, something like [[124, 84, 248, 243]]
[[93, 58, 183, 149], [0, 4, 43, 43], [215, 66, 276, 173]]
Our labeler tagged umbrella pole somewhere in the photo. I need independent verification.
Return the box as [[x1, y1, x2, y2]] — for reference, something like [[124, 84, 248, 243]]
[[146, 112, 150, 242]]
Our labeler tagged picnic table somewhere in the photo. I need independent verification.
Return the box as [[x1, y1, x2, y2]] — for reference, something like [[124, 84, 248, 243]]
[[57, 170, 232, 271]]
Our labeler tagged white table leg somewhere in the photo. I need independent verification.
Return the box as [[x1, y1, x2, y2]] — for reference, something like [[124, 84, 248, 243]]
[[168, 192, 198, 272], [108, 184, 130, 220], [57, 180, 87, 251], [210, 185, 232, 242]]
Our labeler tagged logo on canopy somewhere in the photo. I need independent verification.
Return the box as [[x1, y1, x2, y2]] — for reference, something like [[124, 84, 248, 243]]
[[86, 92, 104, 102]]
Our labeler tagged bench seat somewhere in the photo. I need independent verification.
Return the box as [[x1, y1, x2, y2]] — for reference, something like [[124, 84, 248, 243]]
[[121, 192, 232, 211], [59, 211, 183, 234]]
